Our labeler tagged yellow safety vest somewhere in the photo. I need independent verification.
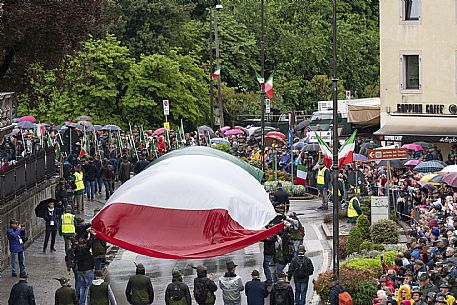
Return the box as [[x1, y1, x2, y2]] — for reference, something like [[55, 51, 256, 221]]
[[61, 213, 75, 234], [317, 167, 327, 185], [347, 197, 360, 218], [74, 172, 84, 191], [338, 178, 343, 196]]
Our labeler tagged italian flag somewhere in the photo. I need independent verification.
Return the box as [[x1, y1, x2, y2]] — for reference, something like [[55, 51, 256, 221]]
[[295, 164, 307, 185], [315, 132, 333, 169], [255, 72, 264, 85], [212, 67, 221, 79], [338, 130, 357, 169], [265, 74, 273, 99]]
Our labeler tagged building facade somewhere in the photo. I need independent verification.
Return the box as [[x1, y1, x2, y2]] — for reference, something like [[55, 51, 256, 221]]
[[377, 0, 457, 154]]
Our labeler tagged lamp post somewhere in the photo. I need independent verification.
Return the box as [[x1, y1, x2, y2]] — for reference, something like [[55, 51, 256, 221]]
[[209, 5, 214, 129], [331, 0, 340, 281], [214, 0, 224, 127], [260, 0, 266, 173]]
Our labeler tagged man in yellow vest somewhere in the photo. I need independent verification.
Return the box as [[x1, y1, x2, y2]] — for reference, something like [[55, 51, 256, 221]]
[[61, 207, 76, 253], [347, 188, 362, 223], [316, 160, 330, 210], [72, 165, 85, 213]]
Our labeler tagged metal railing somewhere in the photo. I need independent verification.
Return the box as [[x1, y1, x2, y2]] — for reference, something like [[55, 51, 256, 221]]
[[0, 149, 56, 203]]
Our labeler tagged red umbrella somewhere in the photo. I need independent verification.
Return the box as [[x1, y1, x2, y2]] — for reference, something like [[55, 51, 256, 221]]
[[224, 129, 244, 136], [152, 127, 166, 136], [266, 131, 286, 140], [442, 173, 457, 188], [265, 135, 286, 146], [19, 116, 36, 123], [402, 143, 423, 151]]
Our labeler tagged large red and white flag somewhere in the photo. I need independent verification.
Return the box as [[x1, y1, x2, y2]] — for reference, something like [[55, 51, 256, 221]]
[[91, 153, 283, 259]]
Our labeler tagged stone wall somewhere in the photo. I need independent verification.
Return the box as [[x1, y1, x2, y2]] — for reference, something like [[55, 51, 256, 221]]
[[0, 179, 57, 270]]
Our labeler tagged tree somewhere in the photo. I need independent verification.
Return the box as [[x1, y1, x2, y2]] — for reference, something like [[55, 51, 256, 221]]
[[0, 0, 105, 91]]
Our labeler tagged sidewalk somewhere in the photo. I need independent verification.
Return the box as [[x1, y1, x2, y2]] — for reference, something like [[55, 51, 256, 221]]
[[0, 194, 106, 305]]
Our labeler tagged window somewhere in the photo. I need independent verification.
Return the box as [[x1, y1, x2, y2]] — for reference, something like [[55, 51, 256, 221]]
[[400, 53, 421, 92], [402, 0, 420, 21], [404, 55, 420, 89]]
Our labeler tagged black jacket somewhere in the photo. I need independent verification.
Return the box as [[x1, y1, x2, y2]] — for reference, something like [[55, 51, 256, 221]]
[[134, 160, 150, 175], [270, 283, 293, 305], [272, 189, 289, 206], [75, 245, 94, 272], [287, 255, 314, 283], [44, 209, 58, 229], [329, 284, 345, 305], [83, 162, 98, 181], [262, 235, 277, 256], [8, 281, 36, 305], [245, 279, 269, 305]]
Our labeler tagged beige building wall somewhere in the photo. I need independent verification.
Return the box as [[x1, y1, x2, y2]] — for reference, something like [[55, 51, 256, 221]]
[[380, 0, 457, 128]]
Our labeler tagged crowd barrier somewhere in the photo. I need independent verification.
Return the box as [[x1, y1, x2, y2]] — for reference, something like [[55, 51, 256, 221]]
[[0, 148, 56, 203]]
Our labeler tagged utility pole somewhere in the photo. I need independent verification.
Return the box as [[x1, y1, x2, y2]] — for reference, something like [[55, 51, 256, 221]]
[[214, 1, 224, 127], [331, 0, 340, 282], [209, 6, 214, 129], [260, 0, 265, 173]]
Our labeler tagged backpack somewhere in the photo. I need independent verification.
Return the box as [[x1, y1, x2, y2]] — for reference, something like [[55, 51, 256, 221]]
[[171, 282, 183, 301], [338, 291, 353, 305], [274, 285, 289, 305], [193, 280, 207, 304], [294, 258, 309, 278]]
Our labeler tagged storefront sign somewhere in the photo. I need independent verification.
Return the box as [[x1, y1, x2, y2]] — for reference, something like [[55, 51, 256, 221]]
[[396, 103, 457, 115], [371, 196, 389, 223], [384, 135, 403, 141], [439, 136, 457, 144], [309, 131, 332, 143]]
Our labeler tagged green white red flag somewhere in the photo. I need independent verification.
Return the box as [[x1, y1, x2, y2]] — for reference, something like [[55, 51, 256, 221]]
[[295, 164, 307, 185], [212, 67, 221, 79], [338, 130, 357, 169], [255, 72, 264, 85], [265, 74, 273, 99], [315, 132, 333, 169]]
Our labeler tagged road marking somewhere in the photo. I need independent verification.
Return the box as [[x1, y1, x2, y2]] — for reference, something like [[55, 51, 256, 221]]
[[312, 224, 324, 241], [309, 223, 330, 305]]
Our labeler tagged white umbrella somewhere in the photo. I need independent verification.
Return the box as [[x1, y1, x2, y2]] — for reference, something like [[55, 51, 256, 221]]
[[443, 165, 457, 173]]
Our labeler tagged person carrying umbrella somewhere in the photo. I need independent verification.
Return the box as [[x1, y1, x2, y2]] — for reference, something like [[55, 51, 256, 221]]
[[316, 160, 330, 210], [43, 201, 58, 253]]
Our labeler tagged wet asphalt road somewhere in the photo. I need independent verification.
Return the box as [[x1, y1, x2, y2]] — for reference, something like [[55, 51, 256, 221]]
[[106, 198, 331, 305]]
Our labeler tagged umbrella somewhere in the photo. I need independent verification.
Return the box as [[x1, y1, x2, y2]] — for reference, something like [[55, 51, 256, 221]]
[[359, 142, 380, 156], [414, 142, 432, 149], [405, 159, 422, 167], [429, 174, 446, 184], [93, 125, 103, 131], [442, 173, 457, 187], [84, 125, 97, 132], [77, 120, 93, 127], [76, 115, 92, 121], [18, 116, 36, 123], [65, 122, 81, 129], [210, 138, 230, 145], [353, 153, 368, 161], [224, 129, 244, 136], [152, 127, 166, 136], [17, 121, 34, 129], [413, 161, 445, 173], [302, 143, 320, 152], [198, 126, 216, 137], [266, 131, 286, 140], [220, 126, 231, 133], [293, 141, 306, 150], [102, 124, 121, 131], [35, 198, 57, 219], [234, 126, 249, 135], [295, 119, 311, 131], [420, 173, 440, 182], [418, 182, 437, 191], [402, 143, 423, 151], [265, 135, 286, 147], [443, 165, 457, 173], [377, 159, 406, 169]]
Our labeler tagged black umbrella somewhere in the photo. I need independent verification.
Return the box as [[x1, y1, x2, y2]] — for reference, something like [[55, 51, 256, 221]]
[[295, 120, 311, 131], [377, 159, 406, 169], [35, 198, 57, 219], [198, 125, 216, 137], [102, 124, 121, 131], [414, 141, 433, 149], [302, 143, 320, 152]]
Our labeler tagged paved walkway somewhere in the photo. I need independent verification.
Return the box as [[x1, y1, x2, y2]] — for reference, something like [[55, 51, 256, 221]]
[[0, 194, 106, 305]]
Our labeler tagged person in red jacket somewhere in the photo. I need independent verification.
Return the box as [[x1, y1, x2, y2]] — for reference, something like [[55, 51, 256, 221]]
[[378, 275, 395, 295]]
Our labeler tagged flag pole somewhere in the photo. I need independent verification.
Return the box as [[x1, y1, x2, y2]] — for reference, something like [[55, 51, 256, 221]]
[[260, 0, 266, 173], [129, 123, 139, 161]]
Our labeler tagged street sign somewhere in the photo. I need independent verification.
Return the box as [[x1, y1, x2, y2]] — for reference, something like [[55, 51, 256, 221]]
[[265, 99, 271, 114], [367, 148, 408, 161], [163, 100, 170, 116], [309, 131, 332, 143], [163, 122, 170, 130], [345, 90, 351, 100]]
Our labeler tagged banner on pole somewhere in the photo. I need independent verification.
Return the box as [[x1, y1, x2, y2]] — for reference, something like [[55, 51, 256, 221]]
[[163, 122, 170, 130], [163, 100, 170, 116]]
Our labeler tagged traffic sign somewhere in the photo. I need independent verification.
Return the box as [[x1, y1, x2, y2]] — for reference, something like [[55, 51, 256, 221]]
[[163, 100, 170, 116], [265, 99, 270, 114], [367, 148, 408, 161], [163, 122, 170, 130]]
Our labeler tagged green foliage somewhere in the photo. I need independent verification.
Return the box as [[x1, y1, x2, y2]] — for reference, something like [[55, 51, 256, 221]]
[[346, 225, 364, 255], [313, 267, 378, 303], [339, 235, 348, 260], [342, 257, 381, 273], [211, 144, 232, 155], [375, 251, 397, 268], [356, 214, 370, 240], [359, 241, 385, 252], [352, 280, 379, 305], [370, 219, 399, 244]]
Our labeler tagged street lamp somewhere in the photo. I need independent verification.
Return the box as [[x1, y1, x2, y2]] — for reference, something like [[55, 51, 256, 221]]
[[209, 5, 214, 129], [331, 0, 340, 281], [213, 0, 224, 127], [260, 0, 266, 173]]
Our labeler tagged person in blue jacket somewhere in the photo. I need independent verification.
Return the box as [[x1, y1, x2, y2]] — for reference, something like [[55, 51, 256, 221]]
[[7, 219, 26, 277], [245, 270, 269, 305]]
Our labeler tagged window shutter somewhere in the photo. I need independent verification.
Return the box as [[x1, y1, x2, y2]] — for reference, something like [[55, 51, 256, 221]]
[[400, 56, 404, 89]]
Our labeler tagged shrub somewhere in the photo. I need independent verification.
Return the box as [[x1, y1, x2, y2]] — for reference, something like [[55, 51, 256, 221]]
[[359, 241, 385, 252], [356, 214, 370, 240], [352, 280, 379, 305], [339, 236, 348, 259], [346, 225, 364, 255], [211, 143, 232, 155], [370, 219, 399, 244], [291, 185, 306, 196], [375, 251, 398, 268], [361, 205, 371, 221], [342, 257, 382, 273], [313, 267, 378, 303]]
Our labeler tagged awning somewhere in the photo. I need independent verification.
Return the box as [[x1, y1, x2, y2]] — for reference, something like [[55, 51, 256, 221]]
[[374, 125, 457, 137], [347, 98, 380, 125]]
